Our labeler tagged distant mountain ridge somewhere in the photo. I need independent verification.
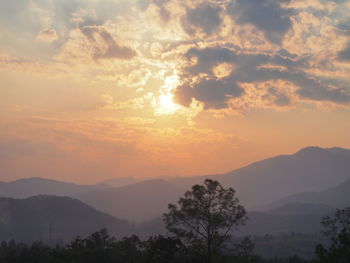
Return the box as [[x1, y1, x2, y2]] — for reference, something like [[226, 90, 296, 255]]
[[269, 178, 350, 209], [0, 177, 104, 198], [134, 202, 336, 237], [1, 146, 349, 223], [77, 179, 186, 222], [0, 195, 131, 242], [211, 146, 350, 207], [267, 203, 335, 216]]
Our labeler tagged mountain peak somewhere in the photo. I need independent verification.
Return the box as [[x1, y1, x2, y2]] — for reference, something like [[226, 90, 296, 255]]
[[295, 146, 350, 157], [295, 146, 325, 155]]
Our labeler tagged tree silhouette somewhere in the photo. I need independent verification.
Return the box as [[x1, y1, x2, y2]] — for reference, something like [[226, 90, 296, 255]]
[[163, 179, 247, 263], [316, 207, 350, 263], [143, 235, 185, 263]]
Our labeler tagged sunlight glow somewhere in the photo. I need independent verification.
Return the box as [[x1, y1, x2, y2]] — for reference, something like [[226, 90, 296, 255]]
[[158, 93, 179, 114], [154, 72, 180, 115]]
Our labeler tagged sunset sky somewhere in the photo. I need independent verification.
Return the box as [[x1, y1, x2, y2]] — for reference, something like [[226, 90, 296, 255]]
[[1, 0, 350, 183]]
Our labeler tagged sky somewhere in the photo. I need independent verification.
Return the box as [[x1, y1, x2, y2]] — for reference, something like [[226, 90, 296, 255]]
[[1, 0, 350, 183]]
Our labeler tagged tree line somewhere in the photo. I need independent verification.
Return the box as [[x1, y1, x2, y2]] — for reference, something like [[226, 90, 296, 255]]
[[0, 179, 349, 263]]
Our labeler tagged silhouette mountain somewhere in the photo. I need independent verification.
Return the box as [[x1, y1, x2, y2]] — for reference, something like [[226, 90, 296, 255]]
[[0, 195, 131, 242], [171, 146, 350, 208], [266, 203, 335, 216], [74, 146, 350, 222], [240, 202, 335, 235], [77, 179, 186, 222], [2, 146, 349, 224], [102, 177, 141, 188], [134, 202, 336, 237], [269, 178, 350, 209], [0, 177, 104, 198]]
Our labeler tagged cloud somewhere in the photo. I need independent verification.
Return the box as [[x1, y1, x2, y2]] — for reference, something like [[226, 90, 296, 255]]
[[0, 52, 61, 76], [176, 77, 243, 109], [227, 0, 294, 44], [80, 26, 136, 60], [174, 46, 350, 110], [338, 42, 350, 61], [182, 3, 223, 36], [37, 28, 58, 43]]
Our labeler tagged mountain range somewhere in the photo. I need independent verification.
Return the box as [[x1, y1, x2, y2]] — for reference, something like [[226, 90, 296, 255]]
[[269, 178, 350, 209], [79, 146, 350, 221], [170, 146, 350, 208], [0, 177, 103, 198], [76, 179, 186, 222], [0, 146, 349, 237]]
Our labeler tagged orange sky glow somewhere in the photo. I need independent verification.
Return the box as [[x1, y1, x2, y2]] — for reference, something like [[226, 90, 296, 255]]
[[1, 0, 350, 183]]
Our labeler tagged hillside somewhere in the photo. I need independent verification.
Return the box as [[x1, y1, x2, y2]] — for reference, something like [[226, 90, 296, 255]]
[[77, 179, 186, 222], [135, 202, 335, 237], [267, 203, 335, 216], [0, 177, 104, 198], [270, 178, 350, 209], [77, 147, 350, 222], [0, 195, 131, 242], [170, 147, 350, 208], [2, 147, 349, 224]]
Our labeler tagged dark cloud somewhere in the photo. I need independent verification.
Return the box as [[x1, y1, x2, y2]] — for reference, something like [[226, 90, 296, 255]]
[[182, 3, 223, 36], [338, 42, 350, 61], [266, 87, 291, 106], [227, 0, 294, 44], [81, 26, 136, 60], [175, 47, 350, 109], [176, 78, 243, 109], [153, 0, 171, 6], [159, 6, 171, 22]]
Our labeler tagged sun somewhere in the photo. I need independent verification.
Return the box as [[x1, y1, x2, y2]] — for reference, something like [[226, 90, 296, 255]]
[[154, 73, 180, 115], [157, 93, 179, 115]]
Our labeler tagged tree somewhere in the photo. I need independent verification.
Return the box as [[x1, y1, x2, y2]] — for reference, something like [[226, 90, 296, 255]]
[[68, 228, 118, 263], [163, 179, 247, 263], [316, 207, 350, 263], [143, 235, 186, 263]]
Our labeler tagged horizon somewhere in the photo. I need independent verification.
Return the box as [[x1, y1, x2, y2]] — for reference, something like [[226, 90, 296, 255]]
[[1, 0, 350, 184], [1, 145, 348, 184]]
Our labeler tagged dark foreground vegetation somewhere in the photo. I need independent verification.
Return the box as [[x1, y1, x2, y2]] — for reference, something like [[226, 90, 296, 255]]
[[0, 226, 347, 263], [0, 179, 349, 263]]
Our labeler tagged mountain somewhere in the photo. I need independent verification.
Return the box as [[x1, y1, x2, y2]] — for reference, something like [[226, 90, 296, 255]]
[[266, 203, 335, 216], [0, 177, 104, 198], [238, 212, 326, 236], [102, 177, 142, 188], [131, 203, 335, 236], [132, 203, 335, 237], [270, 178, 350, 209], [77, 179, 186, 222], [0, 195, 131, 242], [3, 146, 349, 224], [77, 146, 350, 222], [171, 146, 350, 208]]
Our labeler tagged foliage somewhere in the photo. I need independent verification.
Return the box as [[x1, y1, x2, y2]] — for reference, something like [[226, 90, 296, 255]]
[[316, 207, 350, 263], [163, 179, 247, 263], [142, 235, 186, 263], [0, 231, 318, 263]]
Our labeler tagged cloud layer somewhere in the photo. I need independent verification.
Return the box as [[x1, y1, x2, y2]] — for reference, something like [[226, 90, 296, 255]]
[[1, 0, 350, 181]]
